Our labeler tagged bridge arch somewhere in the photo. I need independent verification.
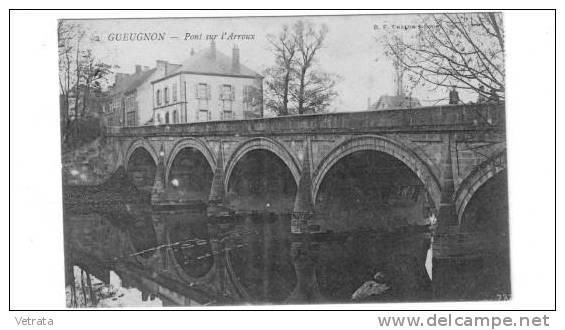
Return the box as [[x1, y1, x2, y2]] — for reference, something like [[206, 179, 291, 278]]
[[455, 150, 507, 224], [123, 138, 159, 171], [312, 135, 442, 209], [223, 137, 301, 191], [165, 138, 216, 184]]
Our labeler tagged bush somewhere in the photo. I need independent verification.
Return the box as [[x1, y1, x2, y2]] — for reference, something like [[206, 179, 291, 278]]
[[62, 117, 104, 151]]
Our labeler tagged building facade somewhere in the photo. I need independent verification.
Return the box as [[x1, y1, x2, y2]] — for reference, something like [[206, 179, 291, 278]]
[[151, 43, 263, 125], [104, 64, 171, 127]]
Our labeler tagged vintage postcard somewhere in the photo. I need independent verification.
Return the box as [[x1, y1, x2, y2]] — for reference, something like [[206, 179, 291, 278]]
[[59, 12, 508, 307]]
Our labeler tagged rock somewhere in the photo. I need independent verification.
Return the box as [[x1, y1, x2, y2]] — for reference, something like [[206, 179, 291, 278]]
[[351, 281, 390, 301]]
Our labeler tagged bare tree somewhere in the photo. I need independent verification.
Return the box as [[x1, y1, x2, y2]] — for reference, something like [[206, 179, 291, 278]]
[[381, 13, 505, 102], [289, 70, 339, 114], [264, 25, 297, 116], [74, 29, 86, 117], [264, 20, 338, 115], [58, 20, 76, 124], [79, 49, 112, 118], [292, 21, 330, 114]]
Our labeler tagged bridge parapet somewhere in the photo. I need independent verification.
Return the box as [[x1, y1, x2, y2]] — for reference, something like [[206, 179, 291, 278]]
[[106, 103, 505, 137]]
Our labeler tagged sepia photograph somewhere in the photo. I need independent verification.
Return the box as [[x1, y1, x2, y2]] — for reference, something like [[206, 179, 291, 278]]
[[56, 12, 511, 307]]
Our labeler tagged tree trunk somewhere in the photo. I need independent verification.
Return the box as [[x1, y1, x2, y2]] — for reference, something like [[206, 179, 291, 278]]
[[75, 41, 81, 120], [282, 68, 291, 115], [298, 68, 306, 114], [82, 82, 90, 118]]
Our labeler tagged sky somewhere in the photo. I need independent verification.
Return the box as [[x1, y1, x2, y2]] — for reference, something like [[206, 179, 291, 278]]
[[66, 13, 483, 112]]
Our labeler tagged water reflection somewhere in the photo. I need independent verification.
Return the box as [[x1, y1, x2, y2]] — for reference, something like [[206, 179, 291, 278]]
[[65, 194, 436, 307]]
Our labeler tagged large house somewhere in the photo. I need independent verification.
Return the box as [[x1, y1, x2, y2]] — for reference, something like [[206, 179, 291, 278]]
[[151, 42, 263, 125], [105, 62, 180, 127]]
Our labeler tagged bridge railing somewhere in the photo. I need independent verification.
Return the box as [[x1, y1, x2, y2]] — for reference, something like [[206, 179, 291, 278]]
[[105, 103, 505, 137]]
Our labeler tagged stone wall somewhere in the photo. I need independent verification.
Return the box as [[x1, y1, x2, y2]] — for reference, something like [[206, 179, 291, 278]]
[[62, 138, 121, 186]]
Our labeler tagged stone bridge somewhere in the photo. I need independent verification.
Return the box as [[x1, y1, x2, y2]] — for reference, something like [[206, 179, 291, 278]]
[[106, 103, 506, 231], [100, 102, 508, 299]]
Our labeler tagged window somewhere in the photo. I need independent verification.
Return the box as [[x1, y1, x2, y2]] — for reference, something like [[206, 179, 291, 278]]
[[222, 84, 232, 99], [222, 100, 232, 111], [197, 83, 207, 99], [197, 83, 209, 111], [173, 111, 178, 124], [173, 83, 177, 102], [164, 87, 169, 104], [126, 112, 136, 126], [165, 112, 169, 124], [156, 90, 161, 106], [222, 100, 233, 120]]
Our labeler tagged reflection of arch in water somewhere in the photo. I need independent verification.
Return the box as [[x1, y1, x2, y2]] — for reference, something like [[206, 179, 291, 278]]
[[226, 215, 297, 303], [126, 217, 160, 261], [163, 212, 217, 283]]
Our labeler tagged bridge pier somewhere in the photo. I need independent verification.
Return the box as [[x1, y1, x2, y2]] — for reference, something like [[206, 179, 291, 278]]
[[285, 239, 322, 304], [291, 139, 316, 234], [207, 140, 229, 217], [150, 145, 167, 205], [432, 133, 476, 300]]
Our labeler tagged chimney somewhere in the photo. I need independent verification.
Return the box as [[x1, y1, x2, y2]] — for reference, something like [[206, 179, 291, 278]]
[[190, 48, 195, 56], [156, 60, 169, 78], [367, 97, 371, 110], [209, 40, 216, 60], [232, 45, 240, 73], [135, 65, 142, 74]]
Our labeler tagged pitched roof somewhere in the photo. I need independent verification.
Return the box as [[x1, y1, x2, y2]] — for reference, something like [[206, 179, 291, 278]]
[[373, 95, 421, 110], [169, 47, 261, 79], [110, 68, 156, 96]]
